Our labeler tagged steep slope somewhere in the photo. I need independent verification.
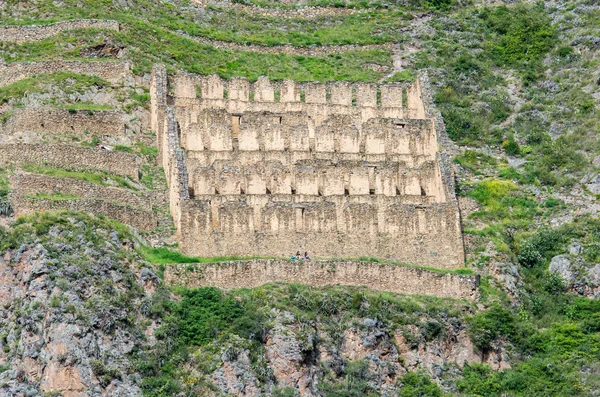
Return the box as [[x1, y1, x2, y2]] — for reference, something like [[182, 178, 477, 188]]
[[0, 0, 599, 396]]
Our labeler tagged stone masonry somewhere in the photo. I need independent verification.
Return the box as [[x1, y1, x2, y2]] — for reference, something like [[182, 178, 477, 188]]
[[152, 66, 465, 270]]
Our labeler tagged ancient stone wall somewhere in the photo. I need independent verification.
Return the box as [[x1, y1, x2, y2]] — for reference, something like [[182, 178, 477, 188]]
[[179, 199, 462, 269], [0, 144, 140, 180], [1, 107, 125, 136], [150, 64, 168, 167], [154, 66, 465, 270], [0, 61, 130, 87], [171, 74, 418, 119], [0, 20, 119, 43], [10, 173, 151, 211], [165, 260, 479, 300], [11, 196, 156, 231]]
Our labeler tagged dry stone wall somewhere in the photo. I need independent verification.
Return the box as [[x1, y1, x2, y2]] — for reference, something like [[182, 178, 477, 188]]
[[165, 260, 479, 300], [0, 144, 140, 180], [0, 61, 130, 87], [153, 66, 465, 270], [0, 20, 119, 43], [10, 173, 152, 211], [176, 30, 395, 56], [11, 196, 156, 231], [1, 107, 125, 136]]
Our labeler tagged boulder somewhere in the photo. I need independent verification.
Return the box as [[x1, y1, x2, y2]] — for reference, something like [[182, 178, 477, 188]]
[[549, 255, 574, 283]]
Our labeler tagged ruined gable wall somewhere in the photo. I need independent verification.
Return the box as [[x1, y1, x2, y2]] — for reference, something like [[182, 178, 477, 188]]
[[0, 144, 140, 180], [0, 20, 119, 43], [0, 61, 130, 87], [1, 107, 125, 136], [171, 74, 419, 121], [165, 260, 479, 300]]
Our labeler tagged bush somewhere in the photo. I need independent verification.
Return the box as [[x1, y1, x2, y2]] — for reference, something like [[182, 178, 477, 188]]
[[480, 4, 556, 67], [175, 288, 262, 346], [543, 272, 567, 294], [468, 305, 515, 351], [398, 371, 442, 397], [503, 137, 521, 156]]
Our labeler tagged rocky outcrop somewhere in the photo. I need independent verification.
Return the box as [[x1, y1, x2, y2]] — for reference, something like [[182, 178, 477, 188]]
[[0, 220, 157, 396], [548, 242, 600, 298]]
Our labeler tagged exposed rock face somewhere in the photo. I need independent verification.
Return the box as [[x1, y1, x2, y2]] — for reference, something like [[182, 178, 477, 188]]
[[548, 244, 600, 298], [264, 311, 319, 396], [549, 254, 575, 283], [0, 221, 154, 396], [338, 319, 402, 396], [212, 342, 262, 397]]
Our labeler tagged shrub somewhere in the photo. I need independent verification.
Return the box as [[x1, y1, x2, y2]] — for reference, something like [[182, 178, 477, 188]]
[[503, 137, 521, 156], [543, 272, 567, 294], [480, 4, 556, 67], [398, 371, 442, 397], [175, 288, 262, 346], [468, 305, 515, 351]]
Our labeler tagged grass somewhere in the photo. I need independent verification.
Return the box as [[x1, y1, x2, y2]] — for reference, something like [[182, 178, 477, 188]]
[[57, 103, 113, 111], [23, 164, 137, 191], [136, 246, 473, 275], [0, 0, 394, 82], [163, 9, 411, 47], [0, 72, 109, 106], [135, 245, 272, 264], [25, 192, 80, 201]]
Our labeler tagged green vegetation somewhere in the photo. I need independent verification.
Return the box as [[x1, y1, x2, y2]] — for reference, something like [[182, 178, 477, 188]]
[[0, 72, 108, 106], [137, 281, 469, 396], [385, 70, 415, 83], [58, 103, 113, 111], [22, 164, 137, 191], [397, 371, 443, 397], [0, 168, 11, 216], [167, 9, 410, 47], [237, 0, 457, 11], [135, 245, 271, 264], [25, 192, 80, 201], [0, 0, 392, 81]]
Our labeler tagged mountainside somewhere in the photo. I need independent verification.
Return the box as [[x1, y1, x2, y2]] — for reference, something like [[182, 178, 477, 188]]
[[0, 0, 600, 396]]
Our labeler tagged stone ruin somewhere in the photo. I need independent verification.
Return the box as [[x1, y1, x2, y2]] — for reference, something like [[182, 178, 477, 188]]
[[152, 65, 465, 270]]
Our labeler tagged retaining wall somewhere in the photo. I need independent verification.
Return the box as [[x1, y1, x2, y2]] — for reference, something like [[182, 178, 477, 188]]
[[10, 173, 151, 211], [2, 107, 125, 136], [0, 61, 130, 87], [0, 144, 140, 180], [165, 259, 479, 300], [11, 196, 156, 231], [0, 19, 119, 43]]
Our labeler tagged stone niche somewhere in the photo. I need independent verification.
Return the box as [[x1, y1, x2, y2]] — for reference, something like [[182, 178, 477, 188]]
[[153, 67, 465, 269]]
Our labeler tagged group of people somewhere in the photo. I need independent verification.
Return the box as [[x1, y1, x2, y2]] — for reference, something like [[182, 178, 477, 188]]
[[291, 251, 311, 260]]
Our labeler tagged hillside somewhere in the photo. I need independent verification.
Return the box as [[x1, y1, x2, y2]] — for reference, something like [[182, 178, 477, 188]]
[[0, 0, 600, 396]]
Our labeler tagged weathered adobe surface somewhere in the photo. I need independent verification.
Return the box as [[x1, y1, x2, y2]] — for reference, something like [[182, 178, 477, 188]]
[[1, 107, 126, 136], [0, 61, 131, 87], [0, 19, 119, 43], [164, 260, 479, 300], [0, 144, 141, 180]]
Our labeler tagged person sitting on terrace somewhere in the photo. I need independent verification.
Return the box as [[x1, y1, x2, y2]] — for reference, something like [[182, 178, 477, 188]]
[[291, 251, 301, 260], [304, 252, 311, 261]]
